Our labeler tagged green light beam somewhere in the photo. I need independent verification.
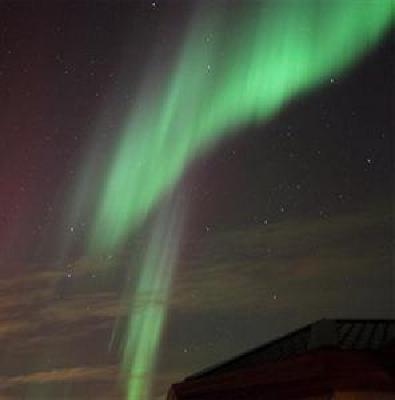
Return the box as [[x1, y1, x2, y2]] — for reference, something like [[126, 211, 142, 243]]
[[90, 0, 393, 253], [76, 2, 394, 400], [120, 195, 184, 400]]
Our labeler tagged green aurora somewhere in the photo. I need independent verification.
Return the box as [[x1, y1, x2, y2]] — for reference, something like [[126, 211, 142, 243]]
[[90, 0, 393, 254], [120, 195, 184, 400], [75, 1, 394, 399]]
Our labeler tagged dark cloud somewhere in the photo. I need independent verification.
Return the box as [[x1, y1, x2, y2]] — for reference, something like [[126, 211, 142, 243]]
[[0, 202, 391, 399]]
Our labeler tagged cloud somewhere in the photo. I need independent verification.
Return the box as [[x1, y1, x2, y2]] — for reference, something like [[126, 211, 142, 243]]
[[0, 320, 35, 339], [167, 206, 392, 317], [0, 366, 118, 389], [0, 204, 391, 399], [39, 293, 125, 323]]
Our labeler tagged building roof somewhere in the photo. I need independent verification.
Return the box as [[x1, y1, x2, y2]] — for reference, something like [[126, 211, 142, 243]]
[[186, 319, 395, 381]]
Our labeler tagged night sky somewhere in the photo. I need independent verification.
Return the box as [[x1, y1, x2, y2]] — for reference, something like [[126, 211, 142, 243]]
[[0, 1, 394, 399]]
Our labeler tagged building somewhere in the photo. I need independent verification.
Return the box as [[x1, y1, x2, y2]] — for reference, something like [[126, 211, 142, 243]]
[[167, 319, 395, 399]]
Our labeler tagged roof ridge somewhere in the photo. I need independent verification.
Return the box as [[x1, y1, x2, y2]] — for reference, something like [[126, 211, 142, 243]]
[[186, 318, 395, 381]]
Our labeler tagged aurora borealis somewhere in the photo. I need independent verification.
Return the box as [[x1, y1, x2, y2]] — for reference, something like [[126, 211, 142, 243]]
[[0, 1, 394, 399], [90, 0, 393, 253], [85, 2, 393, 398]]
